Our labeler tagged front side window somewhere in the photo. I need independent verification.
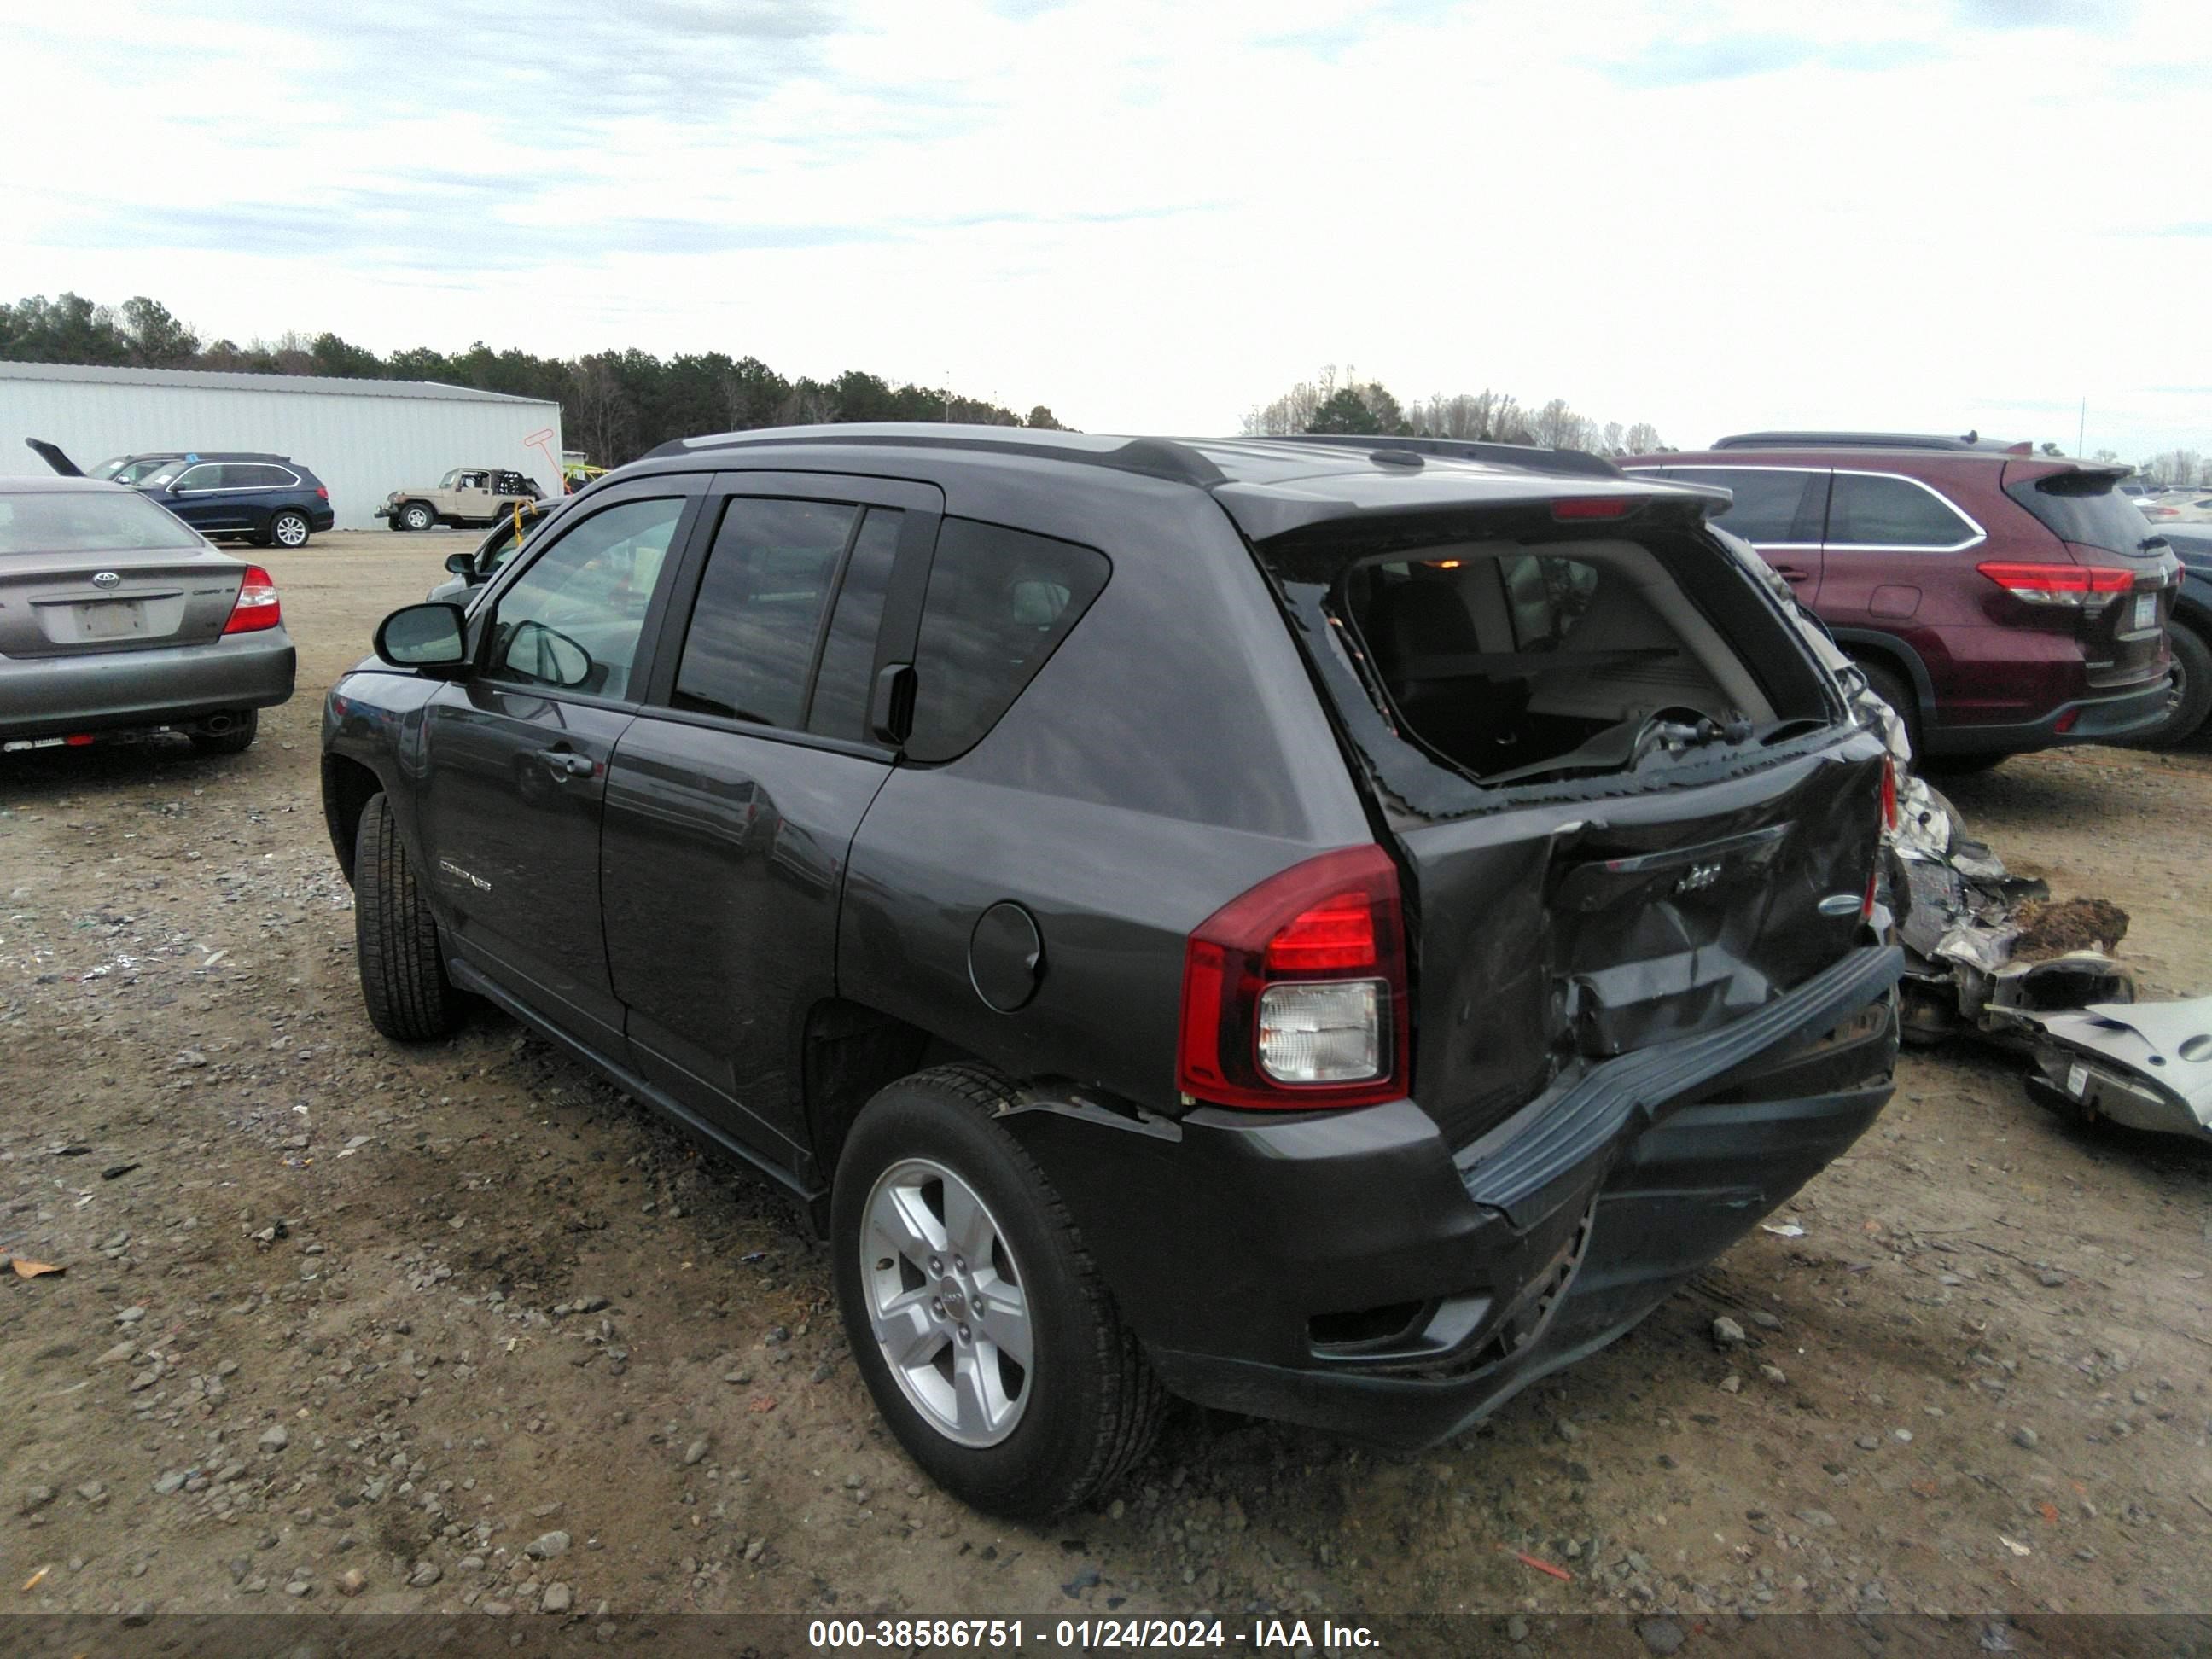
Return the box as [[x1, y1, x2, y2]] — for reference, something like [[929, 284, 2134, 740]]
[[672, 498, 859, 727], [906, 518, 1110, 763], [485, 496, 684, 701], [172, 463, 227, 492], [1668, 467, 1821, 544], [1827, 474, 1978, 549]]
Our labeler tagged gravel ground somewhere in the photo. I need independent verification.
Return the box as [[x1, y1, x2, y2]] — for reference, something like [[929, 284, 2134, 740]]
[[1, 530, 2208, 1627]]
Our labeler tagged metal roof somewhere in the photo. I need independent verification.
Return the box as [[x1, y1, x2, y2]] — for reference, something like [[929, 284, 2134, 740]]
[[0, 360, 557, 406]]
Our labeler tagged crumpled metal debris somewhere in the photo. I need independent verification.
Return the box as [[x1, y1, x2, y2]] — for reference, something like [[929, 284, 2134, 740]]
[[2023, 998, 2212, 1144]]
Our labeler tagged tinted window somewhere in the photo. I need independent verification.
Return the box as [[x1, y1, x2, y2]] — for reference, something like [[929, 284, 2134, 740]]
[[672, 498, 858, 727], [230, 463, 294, 488], [1827, 474, 1975, 548], [1670, 468, 1819, 543], [172, 463, 226, 491], [807, 509, 903, 743], [2004, 473, 2163, 556], [906, 518, 1109, 762], [487, 496, 684, 701]]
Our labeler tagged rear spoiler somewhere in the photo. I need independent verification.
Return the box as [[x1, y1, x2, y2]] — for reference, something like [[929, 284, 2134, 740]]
[[23, 438, 83, 478]]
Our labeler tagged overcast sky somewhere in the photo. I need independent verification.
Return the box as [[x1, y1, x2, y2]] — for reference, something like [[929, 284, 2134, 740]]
[[4, 0, 2205, 457]]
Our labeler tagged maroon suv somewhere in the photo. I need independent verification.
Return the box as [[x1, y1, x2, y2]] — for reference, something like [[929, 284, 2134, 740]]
[[1623, 432, 2179, 765]]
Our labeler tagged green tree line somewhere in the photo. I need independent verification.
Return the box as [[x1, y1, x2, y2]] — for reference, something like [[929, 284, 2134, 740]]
[[0, 293, 1065, 467], [1242, 364, 1668, 455]]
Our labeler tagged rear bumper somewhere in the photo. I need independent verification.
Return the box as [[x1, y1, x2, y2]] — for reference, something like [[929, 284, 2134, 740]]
[[1008, 943, 1901, 1450], [0, 630, 296, 742], [1927, 674, 2171, 756]]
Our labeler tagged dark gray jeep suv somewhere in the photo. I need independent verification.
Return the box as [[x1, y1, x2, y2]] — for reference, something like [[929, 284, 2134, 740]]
[[322, 426, 1903, 1518]]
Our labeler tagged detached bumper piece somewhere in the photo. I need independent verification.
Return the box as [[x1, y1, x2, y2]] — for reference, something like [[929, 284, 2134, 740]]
[[2023, 998, 2212, 1144]]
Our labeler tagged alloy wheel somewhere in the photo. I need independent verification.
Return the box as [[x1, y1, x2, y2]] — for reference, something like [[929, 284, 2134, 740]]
[[274, 515, 309, 547], [859, 1156, 1033, 1447]]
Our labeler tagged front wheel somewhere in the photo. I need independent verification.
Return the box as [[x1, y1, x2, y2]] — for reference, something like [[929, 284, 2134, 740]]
[[352, 791, 464, 1040], [831, 1066, 1165, 1520], [266, 510, 311, 549], [401, 502, 437, 533]]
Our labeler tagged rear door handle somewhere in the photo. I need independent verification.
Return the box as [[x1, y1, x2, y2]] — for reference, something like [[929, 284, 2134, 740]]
[[534, 748, 595, 778], [1771, 565, 1813, 585]]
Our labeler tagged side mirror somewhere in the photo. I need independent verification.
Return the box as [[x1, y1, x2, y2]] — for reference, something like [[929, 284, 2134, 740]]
[[375, 602, 470, 673], [444, 551, 478, 577]]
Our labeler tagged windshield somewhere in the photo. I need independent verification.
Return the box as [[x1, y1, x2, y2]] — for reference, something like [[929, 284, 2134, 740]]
[[439, 469, 464, 487], [90, 455, 172, 484], [0, 489, 204, 555], [2005, 472, 2163, 556]]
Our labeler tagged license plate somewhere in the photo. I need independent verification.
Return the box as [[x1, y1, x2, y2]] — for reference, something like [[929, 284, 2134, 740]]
[[2133, 591, 2157, 632], [79, 601, 145, 640]]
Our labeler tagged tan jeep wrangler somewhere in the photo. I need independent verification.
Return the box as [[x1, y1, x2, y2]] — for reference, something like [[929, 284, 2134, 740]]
[[377, 467, 542, 532]]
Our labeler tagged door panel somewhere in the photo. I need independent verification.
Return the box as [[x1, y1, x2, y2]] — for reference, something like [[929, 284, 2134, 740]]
[[416, 686, 636, 1050], [602, 473, 940, 1178], [410, 485, 703, 1051], [601, 721, 889, 1167]]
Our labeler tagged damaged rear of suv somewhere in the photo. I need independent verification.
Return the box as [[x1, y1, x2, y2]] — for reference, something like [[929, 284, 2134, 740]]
[[325, 427, 1900, 1518]]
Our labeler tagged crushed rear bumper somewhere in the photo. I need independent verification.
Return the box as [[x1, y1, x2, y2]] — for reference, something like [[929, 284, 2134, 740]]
[[1011, 943, 1901, 1449]]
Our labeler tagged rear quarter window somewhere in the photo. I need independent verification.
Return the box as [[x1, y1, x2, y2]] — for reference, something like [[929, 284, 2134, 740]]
[[2004, 473, 2163, 557], [905, 518, 1110, 763]]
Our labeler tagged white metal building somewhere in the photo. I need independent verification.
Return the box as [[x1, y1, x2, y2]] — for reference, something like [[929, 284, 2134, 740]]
[[0, 362, 563, 529]]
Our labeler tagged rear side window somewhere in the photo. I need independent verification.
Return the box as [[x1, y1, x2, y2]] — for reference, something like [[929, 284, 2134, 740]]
[[905, 518, 1109, 763], [1669, 468, 1823, 544], [230, 463, 296, 488], [672, 498, 859, 728], [2004, 472, 2162, 557], [1827, 473, 1977, 549]]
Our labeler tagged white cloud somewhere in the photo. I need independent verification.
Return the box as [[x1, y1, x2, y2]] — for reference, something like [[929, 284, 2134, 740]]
[[0, 0, 2204, 456]]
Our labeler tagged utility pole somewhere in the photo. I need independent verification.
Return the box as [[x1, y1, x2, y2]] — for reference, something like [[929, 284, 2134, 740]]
[[2076, 395, 2086, 457]]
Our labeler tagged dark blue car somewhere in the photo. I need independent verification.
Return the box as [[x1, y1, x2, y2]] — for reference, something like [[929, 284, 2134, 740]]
[[108, 451, 336, 549]]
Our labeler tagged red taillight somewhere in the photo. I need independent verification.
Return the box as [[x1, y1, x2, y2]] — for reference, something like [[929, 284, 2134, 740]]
[[1879, 754, 1898, 833], [1976, 560, 2133, 606], [316, 485, 329, 501], [223, 565, 282, 635], [1551, 497, 1635, 521], [1177, 845, 1408, 1111], [1860, 864, 1880, 925], [65, 733, 95, 748]]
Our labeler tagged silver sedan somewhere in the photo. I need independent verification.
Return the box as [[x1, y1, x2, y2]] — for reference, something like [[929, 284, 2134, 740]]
[[0, 476, 295, 755]]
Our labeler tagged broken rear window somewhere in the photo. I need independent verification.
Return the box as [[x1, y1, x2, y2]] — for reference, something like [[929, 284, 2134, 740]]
[[1337, 535, 1828, 789]]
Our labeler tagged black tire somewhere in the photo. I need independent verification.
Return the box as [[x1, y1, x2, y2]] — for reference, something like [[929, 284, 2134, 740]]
[[352, 791, 464, 1041], [2136, 618, 2212, 749], [1853, 659, 1921, 763], [387, 516, 406, 533], [831, 1065, 1166, 1520], [402, 501, 437, 533], [265, 509, 311, 549], [189, 709, 257, 754]]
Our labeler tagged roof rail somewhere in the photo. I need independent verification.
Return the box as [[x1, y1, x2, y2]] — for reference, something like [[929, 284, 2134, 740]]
[[1711, 429, 2022, 454], [1248, 432, 1623, 479], [642, 425, 1228, 488]]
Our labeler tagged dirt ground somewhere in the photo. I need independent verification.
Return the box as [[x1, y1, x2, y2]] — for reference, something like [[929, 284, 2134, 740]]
[[1, 530, 2208, 1630]]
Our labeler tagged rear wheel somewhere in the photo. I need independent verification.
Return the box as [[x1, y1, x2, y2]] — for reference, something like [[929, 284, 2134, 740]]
[[401, 501, 437, 532], [352, 791, 464, 1040], [267, 510, 311, 549], [189, 709, 258, 754], [832, 1065, 1165, 1520], [2136, 619, 2212, 749]]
